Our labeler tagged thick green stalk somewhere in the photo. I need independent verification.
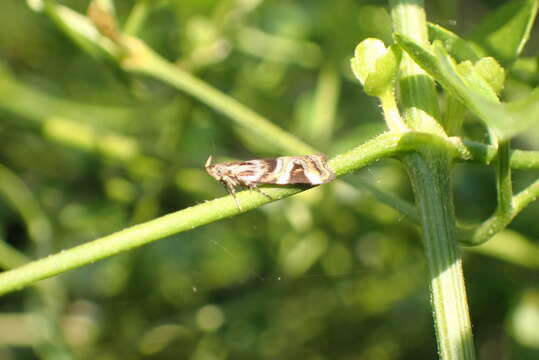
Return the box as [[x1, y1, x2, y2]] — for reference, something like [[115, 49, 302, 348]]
[[389, 1, 476, 359], [404, 151, 475, 359]]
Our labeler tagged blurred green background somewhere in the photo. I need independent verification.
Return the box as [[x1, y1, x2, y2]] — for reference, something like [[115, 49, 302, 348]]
[[0, 0, 539, 359]]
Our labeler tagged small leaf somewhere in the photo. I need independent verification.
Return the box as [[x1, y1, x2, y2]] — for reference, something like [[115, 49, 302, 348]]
[[351, 38, 386, 86], [428, 23, 481, 62], [469, 0, 538, 66], [455, 60, 499, 103], [351, 38, 401, 96], [427, 23, 508, 92], [473, 57, 505, 95]]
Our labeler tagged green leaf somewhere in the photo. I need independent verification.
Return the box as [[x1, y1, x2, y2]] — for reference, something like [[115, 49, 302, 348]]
[[428, 23, 481, 62], [351, 38, 401, 96], [469, 0, 538, 66], [396, 33, 539, 141], [455, 60, 499, 103], [473, 57, 505, 95]]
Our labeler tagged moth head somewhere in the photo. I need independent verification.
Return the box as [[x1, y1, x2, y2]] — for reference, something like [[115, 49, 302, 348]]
[[205, 156, 226, 180]]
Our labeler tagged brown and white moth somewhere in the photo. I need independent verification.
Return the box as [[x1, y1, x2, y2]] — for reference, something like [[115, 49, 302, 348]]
[[205, 154, 335, 211]]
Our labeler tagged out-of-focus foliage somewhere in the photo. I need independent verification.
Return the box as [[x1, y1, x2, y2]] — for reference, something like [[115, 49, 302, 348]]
[[0, 0, 538, 359]]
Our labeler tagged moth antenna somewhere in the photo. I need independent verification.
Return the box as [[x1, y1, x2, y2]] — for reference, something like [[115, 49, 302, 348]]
[[205, 155, 213, 169], [209, 134, 216, 158]]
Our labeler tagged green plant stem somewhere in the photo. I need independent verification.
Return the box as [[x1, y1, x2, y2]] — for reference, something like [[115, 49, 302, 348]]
[[462, 141, 532, 246], [496, 142, 513, 215], [463, 177, 539, 245], [464, 140, 515, 245], [390, 10, 444, 136], [379, 88, 408, 131], [513, 177, 539, 214], [0, 164, 52, 255], [404, 151, 475, 360], [352, 177, 418, 221], [390, 1, 476, 359], [120, 38, 316, 155]]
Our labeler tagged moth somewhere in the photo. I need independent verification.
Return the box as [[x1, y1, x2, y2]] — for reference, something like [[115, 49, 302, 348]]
[[205, 154, 335, 211]]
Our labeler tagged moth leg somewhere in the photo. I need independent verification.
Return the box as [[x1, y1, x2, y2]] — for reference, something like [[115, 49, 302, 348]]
[[222, 179, 243, 212], [250, 185, 273, 200], [232, 194, 243, 212]]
